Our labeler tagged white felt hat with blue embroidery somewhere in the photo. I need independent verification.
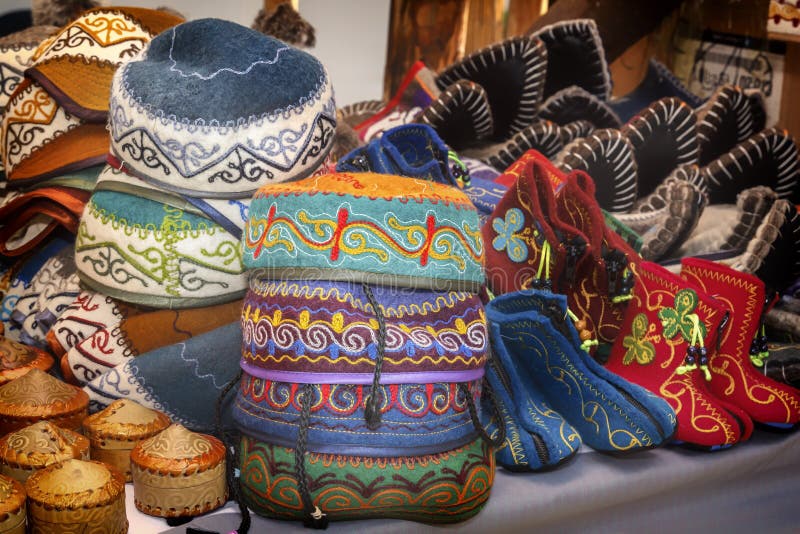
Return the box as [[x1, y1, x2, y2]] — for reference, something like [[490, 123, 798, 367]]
[[108, 18, 336, 199]]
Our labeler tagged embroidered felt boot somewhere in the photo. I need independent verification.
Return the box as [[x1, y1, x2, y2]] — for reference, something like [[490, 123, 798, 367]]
[[482, 321, 582, 471], [483, 150, 589, 296], [553, 167, 639, 346], [487, 290, 676, 453], [489, 289, 677, 445], [681, 257, 800, 429], [606, 261, 754, 450]]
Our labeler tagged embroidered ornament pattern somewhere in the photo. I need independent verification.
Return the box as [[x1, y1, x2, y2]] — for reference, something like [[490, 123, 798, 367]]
[[491, 208, 528, 262], [239, 435, 494, 523], [622, 313, 657, 365], [243, 175, 484, 287], [233, 377, 482, 453], [2, 80, 81, 174], [75, 192, 246, 304]]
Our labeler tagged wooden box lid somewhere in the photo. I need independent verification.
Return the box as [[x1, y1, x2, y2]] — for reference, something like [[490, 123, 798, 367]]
[[82, 399, 170, 443], [0, 370, 88, 434], [0, 422, 89, 481], [0, 338, 53, 386]]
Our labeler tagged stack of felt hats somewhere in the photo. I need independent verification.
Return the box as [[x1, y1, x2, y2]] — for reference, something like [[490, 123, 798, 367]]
[[235, 171, 499, 526], [0, 7, 184, 350], [59, 18, 337, 421]]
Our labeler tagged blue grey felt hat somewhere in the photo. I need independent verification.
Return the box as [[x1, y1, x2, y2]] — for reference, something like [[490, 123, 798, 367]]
[[108, 18, 336, 199]]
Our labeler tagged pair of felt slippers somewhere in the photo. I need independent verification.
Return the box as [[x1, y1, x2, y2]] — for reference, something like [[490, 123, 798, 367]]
[[482, 288, 676, 472]]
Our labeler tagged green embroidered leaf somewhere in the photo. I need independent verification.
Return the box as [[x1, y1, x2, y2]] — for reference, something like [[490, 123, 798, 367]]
[[658, 289, 705, 342], [622, 313, 656, 365]]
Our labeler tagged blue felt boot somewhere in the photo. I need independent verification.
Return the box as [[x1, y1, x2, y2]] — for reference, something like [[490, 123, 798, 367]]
[[482, 321, 581, 471], [487, 291, 677, 453]]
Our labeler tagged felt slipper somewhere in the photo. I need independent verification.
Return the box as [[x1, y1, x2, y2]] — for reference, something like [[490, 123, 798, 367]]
[[539, 85, 621, 129], [531, 19, 612, 101], [606, 261, 752, 450], [487, 291, 676, 453], [701, 127, 800, 204], [437, 35, 547, 140], [481, 341, 581, 471], [462, 119, 565, 171], [610, 58, 704, 123], [416, 79, 494, 150], [556, 128, 639, 212], [697, 85, 767, 165], [621, 97, 699, 199], [676, 185, 777, 259]]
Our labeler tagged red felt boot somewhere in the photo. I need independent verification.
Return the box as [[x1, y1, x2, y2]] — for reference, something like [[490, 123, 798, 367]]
[[483, 151, 589, 296], [681, 257, 800, 429], [606, 260, 753, 449], [553, 167, 640, 345]]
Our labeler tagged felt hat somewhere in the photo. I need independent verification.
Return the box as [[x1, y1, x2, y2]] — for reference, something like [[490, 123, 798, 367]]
[[9, 242, 79, 347], [75, 187, 248, 309], [1, 236, 71, 341], [243, 172, 485, 291], [2, 78, 107, 187], [234, 374, 483, 456], [0, 31, 45, 181], [108, 18, 336, 198], [84, 321, 242, 432], [235, 277, 488, 455], [239, 433, 493, 524], [62, 298, 243, 386], [45, 289, 134, 358], [0, 184, 91, 257], [241, 279, 486, 384], [26, 7, 184, 121]]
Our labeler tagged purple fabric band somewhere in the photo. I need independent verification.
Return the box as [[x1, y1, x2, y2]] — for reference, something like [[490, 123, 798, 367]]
[[239, 360, 484, 385]]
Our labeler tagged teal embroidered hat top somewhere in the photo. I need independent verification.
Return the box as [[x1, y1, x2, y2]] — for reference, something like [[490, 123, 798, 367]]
[[242, 172, 485, 291], [108, 18, 336, 199]]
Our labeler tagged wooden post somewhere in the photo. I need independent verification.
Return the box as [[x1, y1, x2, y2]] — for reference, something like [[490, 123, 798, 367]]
[[506, 0, 547, 38], [526, 0, 683, 62], [383, 0, 469, 101], [264, 0, 299, 12], [464, 0, 505, 54]]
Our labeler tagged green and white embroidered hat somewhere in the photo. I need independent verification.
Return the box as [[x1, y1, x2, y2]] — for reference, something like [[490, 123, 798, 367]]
[[75, 177, 250, 308]]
